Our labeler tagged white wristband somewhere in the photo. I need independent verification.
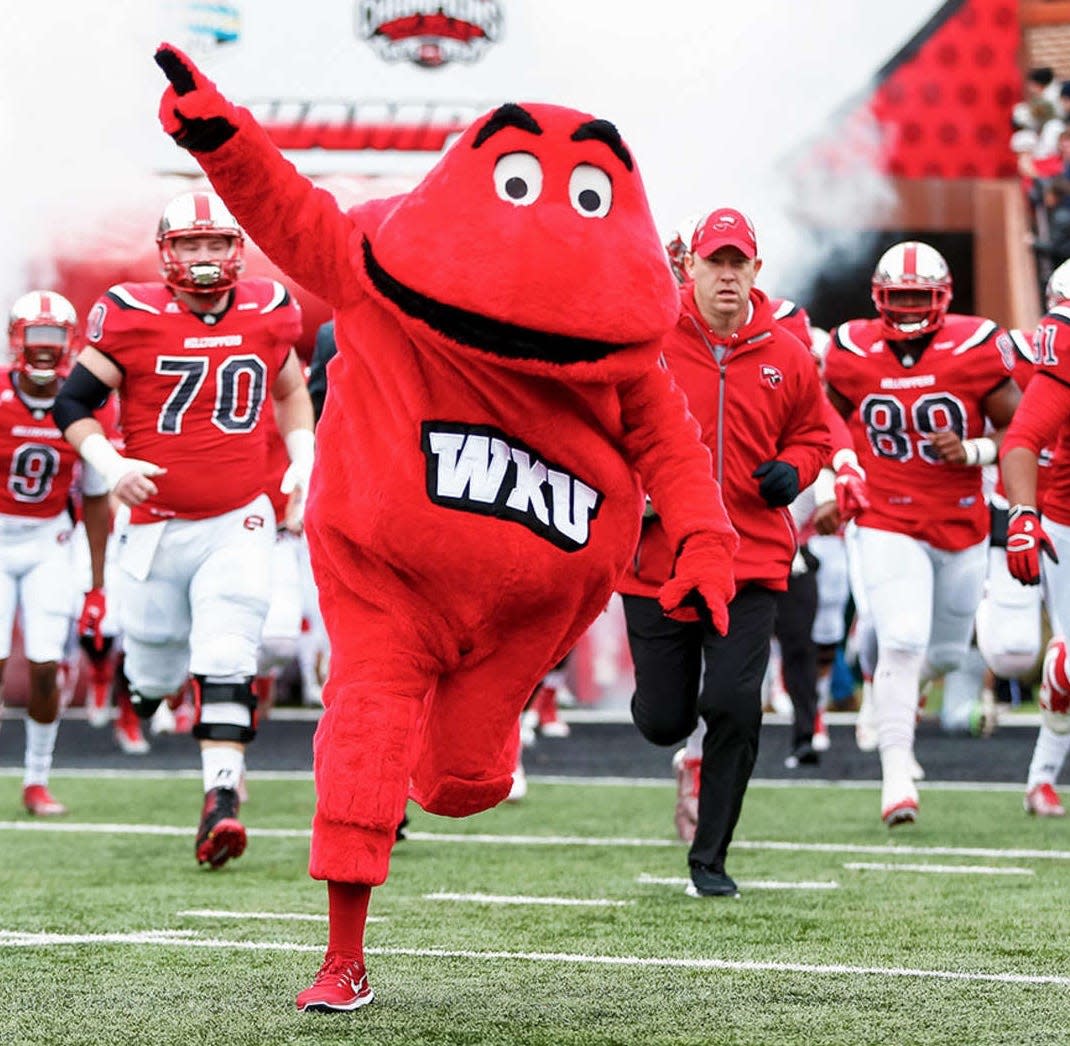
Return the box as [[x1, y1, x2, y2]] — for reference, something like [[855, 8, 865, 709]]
[[284, 428, 315, 466], [831, 447, 860, 473], [78, 432, 129, 491], [812, 467, 836, 505], [961, 437, 997, 467]]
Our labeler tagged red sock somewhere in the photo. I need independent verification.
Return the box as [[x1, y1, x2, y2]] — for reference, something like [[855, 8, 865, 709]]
[[327, 880, 371, 963]]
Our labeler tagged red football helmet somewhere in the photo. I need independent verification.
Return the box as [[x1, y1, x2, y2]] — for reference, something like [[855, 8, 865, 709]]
[[871, 241, 952, 339], [157, 191, 245, 294], [8, 290, 77, 387]]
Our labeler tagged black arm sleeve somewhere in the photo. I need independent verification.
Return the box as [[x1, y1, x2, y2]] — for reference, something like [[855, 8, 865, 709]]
[[308, 321, 337, 425], [52, 364, 115, 433]]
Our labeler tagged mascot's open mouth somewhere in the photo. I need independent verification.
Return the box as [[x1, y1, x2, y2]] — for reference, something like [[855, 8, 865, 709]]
[[363, 237, 626, 364]]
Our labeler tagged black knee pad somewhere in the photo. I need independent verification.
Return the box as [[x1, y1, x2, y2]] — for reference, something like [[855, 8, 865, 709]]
[[129, 688, 162, 721], [190, 675, 258, 744]]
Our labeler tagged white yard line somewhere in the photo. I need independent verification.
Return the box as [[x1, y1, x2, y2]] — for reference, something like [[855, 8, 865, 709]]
[[2, 820, 1070, 862], [637, 874, 839, 890], [843, 862, 1035, 876], [423, 892, 631, 907], [177, 908, 388, 924], [0, 930, 1066, 987]]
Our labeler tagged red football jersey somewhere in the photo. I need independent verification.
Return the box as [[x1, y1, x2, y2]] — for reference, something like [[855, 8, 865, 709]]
[[85, 279, 301, 523], [1019, 307, 1070, 525], [996, 328, 1055, 506], [825, 313, 1014, 551], [0, 371, 82, 518]]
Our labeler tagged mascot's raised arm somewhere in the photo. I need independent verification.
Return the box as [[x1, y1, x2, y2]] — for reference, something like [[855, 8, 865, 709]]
[[155, 43, 739, 1014]]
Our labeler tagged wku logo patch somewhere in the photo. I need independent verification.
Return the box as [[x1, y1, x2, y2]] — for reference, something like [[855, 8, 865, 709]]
[[421, 421, 603, 552], [760, 364, 783, 388]]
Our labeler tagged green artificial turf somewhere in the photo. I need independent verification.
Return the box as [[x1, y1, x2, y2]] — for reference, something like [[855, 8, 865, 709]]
[[1, 774, 1068, 1045]]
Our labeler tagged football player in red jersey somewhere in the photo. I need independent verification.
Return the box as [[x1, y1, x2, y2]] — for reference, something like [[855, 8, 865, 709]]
[[54, 191, 316, 867], [0, 291, 112, 815], [1000, 258, 1070, 817], [826, 241, 1020, 827]]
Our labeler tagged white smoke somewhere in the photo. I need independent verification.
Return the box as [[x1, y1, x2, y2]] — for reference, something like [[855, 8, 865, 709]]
[[0, 1, 167, 308], [0, 0, 947, 319]]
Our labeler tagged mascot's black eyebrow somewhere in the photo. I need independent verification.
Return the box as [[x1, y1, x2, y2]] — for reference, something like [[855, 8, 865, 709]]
[[472, 104, 543, 148], [571, 119, 632, 172]]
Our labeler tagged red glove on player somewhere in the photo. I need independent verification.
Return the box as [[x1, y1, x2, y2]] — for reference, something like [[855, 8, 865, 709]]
[[658, 532, 737, 636], [78, 588, 107, 653], [834, 460, 869, 522], [154, 43, 240, 152], [1007, 505, 1058, 586]]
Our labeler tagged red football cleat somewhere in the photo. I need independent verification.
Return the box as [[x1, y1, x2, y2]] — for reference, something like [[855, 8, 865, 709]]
[[296, 953, 374, 1013], [195, 786, 247, 869], [672, 748, 701, 843], [114, 695, 150, 754], [23, 784, 68, 816], [1024, 783, 1066, 818]]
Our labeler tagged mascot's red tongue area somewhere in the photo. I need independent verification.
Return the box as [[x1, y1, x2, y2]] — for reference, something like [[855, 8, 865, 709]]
[[365, 102, 680, 364]]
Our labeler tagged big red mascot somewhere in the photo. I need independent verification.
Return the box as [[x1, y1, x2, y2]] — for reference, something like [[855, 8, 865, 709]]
[[155, 45, 738, 1013]]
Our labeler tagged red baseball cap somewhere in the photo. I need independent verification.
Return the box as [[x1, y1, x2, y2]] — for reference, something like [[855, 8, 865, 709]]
[[690, 208, 758, 259]]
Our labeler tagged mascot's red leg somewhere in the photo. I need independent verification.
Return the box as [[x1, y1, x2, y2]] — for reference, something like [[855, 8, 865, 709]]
[[410, 643, 567, 817]]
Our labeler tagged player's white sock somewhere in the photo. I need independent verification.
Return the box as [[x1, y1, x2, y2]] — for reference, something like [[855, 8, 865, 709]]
[[940, 646, 986, 732], [23, 718, 59, 787], [202, 746, 245, 793], [684, 720, 705, 761], [874, 646, 925, 750], [1026, 725, 1070, 791]]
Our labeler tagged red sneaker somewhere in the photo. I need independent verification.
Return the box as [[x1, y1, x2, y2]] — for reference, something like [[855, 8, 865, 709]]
[[114, 695, 150, 755], [296, 953, 374, 1013], [672, 749, 701, 843], [533, 684, 570, 737], [1024, 782, 1066, 817], [23, 784, 68, 816], [195, 787, 247, 869], [84, 657, 113, 728]]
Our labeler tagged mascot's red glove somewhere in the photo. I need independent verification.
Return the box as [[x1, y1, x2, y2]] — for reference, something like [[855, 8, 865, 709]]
[[78, 588, 107, 653], [1007, 505, 1058, 586], [657, 532, 736, 636], [154, 44, 239, 152]]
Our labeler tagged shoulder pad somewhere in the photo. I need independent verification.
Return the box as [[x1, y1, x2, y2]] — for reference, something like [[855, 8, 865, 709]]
[[940, 314, 998, 353], [235, 277, 294, 315], [104, 284, 165, 314], [830, 321, 870, 357]]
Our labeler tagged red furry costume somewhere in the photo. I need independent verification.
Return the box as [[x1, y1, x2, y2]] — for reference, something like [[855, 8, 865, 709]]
[[155, 48, 738, 887]]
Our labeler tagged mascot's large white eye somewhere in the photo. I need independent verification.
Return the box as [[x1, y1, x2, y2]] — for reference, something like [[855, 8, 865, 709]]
[[569, 164, 612, 218], [493, 152, 543, 207]]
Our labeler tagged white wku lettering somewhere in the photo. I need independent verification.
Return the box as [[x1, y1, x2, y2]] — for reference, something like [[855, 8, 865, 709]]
[[422, 422, 603, 551]]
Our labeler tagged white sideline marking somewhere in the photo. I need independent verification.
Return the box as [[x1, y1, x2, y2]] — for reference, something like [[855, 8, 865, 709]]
[[0, 930, 1067, 987], [637, 874, 839, 891], [424, 892, 631, 907], [844, 862, 1035, 877], [0, 768, 1034, 792], [176, 909, 386, 924], [2, 821, 1070, 862]]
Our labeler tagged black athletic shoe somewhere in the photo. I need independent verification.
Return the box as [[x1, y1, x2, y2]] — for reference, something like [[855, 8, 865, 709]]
[[196, 786, 247, 869], [687, 862, 740, 898], [784, 741, 820, 769]]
